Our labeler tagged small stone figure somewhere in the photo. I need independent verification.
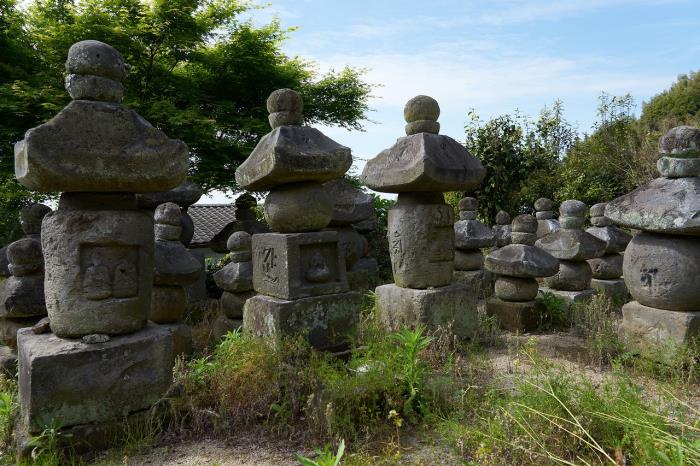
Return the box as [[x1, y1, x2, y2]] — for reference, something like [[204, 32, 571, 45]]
[[151, 203, 202, 354], [586, 203, 631, 300], [14, 40, 186, 447], [453, 197, 496, 294], [534, 197, 560, 238], [484, 214, 559, 331], [606, 125, 700, 351], [362, 95, 486, 337], [536, 200, 606, 305], [213, 231, 255, 336], [236, 89, 362, 350], [493, 210, 512, 248]]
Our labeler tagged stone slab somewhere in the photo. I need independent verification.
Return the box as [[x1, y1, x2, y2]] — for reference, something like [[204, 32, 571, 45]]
[[590, 278, 628, 301], [243, 292, 361, 351], [18, 324, 174, 433], [485, 298, 543, 332], [375, 283, 478, 338], [252, 232, 348, 300], [538, 287, 596, 306], [620, 301, 700, 349]]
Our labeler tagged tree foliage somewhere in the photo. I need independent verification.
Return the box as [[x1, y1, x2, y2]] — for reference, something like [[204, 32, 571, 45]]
[[640, 71, 700, 131], [0, 0, 373, 243]]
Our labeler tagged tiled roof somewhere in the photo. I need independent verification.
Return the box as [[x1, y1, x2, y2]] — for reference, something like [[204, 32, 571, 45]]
[[188, 204, 236, 246]]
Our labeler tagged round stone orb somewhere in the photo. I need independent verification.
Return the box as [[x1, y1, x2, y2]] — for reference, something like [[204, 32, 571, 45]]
[[7, 238, 42, 266], [459, 197, 478, 212], [495, 210, 511, 225], [560, 200, 586, 218], [404, 95, 440, 123], [659, 125, 700, 158], [65, 40, 130, 82], [266, 88, 303, 114], [154, 202, 181, 226], [623, 232, 700, 311], [534, 197, 554, 211], [589, 203, 607, 218], [264, 182, 334, 232], [20, 203, 51, 236], [512, 214, 538, 234], [495, 276, 539, 301], [227, 231, 252, 253], [542, 260, 592, 291]]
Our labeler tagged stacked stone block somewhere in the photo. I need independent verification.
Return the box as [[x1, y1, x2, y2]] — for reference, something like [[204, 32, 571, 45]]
[[534, 197, 560, 239], [236, 89, 362, 351], [151, 202, 202, 354], [485, 215, 559, 330], [213, 231, 254, 335], [536, 200, 606, 305], [362, 95, 486, 337], [585, 203, 631, 300], [13, 40, 187, 447], [453, 197, 495, 295], [606, 126, 700, 348]]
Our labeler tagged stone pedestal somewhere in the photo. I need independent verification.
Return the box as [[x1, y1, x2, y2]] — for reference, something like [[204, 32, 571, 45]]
[[18, 324, 174, 433], [620, 301, 700, 349], [452, 269, 483, 294], [485, 298, 543, 332], [375, 283, 478, 337], [590, 278, 627, 301], [244, 292, 362, 350]]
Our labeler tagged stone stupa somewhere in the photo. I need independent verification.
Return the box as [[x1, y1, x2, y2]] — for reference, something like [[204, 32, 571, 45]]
[[585, 202, 631, 300]]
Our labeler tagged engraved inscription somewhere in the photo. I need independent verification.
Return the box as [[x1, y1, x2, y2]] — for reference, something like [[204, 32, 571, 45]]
[[259, 247, 278, 284], [81, 244, 139, 300]]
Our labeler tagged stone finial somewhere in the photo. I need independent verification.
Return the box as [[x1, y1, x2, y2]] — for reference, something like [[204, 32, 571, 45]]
[[267, 89, 303, 129], [534, 197, 553, 211], [589, 202, 612, 227], [234, 193, 258, 221], [20, 204, 51, 236], [404, 95, 440, 135], [495, 210, 511, 225], [657, 125, 700, 178], [559, 199, 586, 229], [511, 214, 537, 245], [155, 202, 182, 241], [64, 40, 130, 102], [458, 197, 478, 220], [7, 238, 43, 277], [227, 231, 252, 263]]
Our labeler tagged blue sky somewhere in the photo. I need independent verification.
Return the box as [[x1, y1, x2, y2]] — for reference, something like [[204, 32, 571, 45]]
[[202, 0, 700, 202]]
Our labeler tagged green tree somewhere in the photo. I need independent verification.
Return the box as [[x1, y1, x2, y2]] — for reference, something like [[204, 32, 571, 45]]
[[640, 71, 700, 131], [0, 0, 373, 243], [464, 101, 573, 222]]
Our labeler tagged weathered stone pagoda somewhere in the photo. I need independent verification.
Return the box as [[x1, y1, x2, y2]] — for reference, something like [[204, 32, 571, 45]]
[[493, 210, 512, 248], [536, 200, 606, 305], [606, 125, 700, 348], [236, 88, 361, 350], [534, 197, 560, 238], [213, 231, 255, 335], [485, 214, 559, 330], [453, 197, 496, 296], [362, 95, 486, 337], [585, 202, 631, 300], [13, 40, 186, 448]]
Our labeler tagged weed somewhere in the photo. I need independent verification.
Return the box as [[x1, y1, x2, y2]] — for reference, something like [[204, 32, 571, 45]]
[[296, 439, 345, 466], [537, 292, 568, 331], [570, 293, 624, 366]]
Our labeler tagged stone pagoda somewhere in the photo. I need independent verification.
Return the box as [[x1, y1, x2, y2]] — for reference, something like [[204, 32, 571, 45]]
[[534, 197, 560, 238], [138, 179, 204, 246], [236, 89, 362, 351], [493, 210, 512, 248], [536, 200, 606, 305], [151, 202, 202, 354], [362, 95, 486, 337], [453, 197, 495, 297], [213, 231, 255, 335], [323, 178, 374, 290], [585, 202, 631, 300], [485, 214, 559, 331], [606, 125, 700, 349], [13, 40, 187, 447]]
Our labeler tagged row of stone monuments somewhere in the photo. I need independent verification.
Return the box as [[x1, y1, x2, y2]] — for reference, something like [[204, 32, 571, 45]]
[[6, 39, 699, 453]]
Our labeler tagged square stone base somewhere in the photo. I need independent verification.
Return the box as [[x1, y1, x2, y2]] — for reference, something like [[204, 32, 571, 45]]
[[18, 324, 174, 434], [538, 287, 596, 306], [243, 292, 362, 351], [590, 278, 628, 301], [620, 301, 700, 351], [486, 298, 543, 332], [375, 283, 478, 338], [452, 270, 483, 291]]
